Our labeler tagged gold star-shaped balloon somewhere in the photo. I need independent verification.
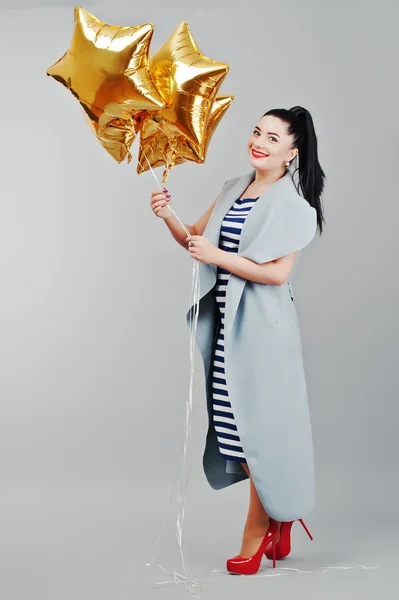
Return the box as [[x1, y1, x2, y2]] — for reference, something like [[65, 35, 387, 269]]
[[46, 6, 165, 157], [149, 21, 230, 152], [134, 21, 232, 179]]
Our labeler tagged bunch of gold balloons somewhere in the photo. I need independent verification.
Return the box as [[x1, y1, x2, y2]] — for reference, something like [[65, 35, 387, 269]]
[[46, 6, 234, 182]]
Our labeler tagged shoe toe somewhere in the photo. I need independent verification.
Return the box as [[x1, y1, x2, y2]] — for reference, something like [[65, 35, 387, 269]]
[[227, 555, 252, 573], [226, 555, 241, 568]]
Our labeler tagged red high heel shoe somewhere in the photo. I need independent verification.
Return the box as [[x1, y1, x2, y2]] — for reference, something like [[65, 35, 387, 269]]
[[226, 520, 279, 575], [265, 518, 313, 560]]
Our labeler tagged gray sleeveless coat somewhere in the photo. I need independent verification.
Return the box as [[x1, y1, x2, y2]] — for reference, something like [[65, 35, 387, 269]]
[[186, 168, 318, 521]]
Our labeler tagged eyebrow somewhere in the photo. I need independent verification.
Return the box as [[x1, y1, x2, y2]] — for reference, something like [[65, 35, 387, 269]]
[[254, 126, 280, 138]]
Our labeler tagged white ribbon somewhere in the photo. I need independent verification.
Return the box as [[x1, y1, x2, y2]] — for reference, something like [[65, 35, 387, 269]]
[[137, 149, 208, 596]]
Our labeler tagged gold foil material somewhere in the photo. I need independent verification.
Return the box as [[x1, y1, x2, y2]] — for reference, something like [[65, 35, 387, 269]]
[[46, 6, 165, 160]]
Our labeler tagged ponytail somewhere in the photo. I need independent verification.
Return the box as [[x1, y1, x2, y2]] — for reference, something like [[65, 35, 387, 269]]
[[263, 106, 326, 235]]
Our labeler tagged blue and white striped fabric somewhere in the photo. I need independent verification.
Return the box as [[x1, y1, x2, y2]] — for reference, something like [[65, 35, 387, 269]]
[[212, 196, 259, 463]]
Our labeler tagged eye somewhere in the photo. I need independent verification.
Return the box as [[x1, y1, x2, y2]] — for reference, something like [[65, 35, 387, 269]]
[[269, 136, 278, 142], [253, 129, 260, 135]]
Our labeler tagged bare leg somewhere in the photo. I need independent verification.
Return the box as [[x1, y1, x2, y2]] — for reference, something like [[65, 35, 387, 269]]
[[239, 461, 281, 557]]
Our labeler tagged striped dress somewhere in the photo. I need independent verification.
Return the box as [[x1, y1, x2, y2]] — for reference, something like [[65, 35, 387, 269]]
[[211, 195, 260, 463]]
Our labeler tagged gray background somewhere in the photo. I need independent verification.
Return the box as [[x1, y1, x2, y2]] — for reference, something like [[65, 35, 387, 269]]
[[0, 0, 398, 598]]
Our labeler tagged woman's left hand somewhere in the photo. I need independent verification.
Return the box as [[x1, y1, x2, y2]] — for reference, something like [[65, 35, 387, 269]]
[[185, 234, 221, 265]]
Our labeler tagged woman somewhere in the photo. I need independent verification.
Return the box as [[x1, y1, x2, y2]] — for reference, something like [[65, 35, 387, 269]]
[[150, 106, 325, 575]]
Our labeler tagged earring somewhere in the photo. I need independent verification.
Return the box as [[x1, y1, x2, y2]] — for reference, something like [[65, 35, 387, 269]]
[[286, 161, 290, 166]]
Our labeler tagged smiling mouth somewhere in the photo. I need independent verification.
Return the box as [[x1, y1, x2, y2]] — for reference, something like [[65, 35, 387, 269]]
[[251, 148, 269, 157]]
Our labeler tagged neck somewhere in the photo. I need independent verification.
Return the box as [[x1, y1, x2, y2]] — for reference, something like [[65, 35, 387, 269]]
[[253, 167, 287, 187]]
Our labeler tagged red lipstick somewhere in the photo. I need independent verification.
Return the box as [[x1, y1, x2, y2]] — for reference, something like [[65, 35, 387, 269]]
[[251, 149, 269, 158]]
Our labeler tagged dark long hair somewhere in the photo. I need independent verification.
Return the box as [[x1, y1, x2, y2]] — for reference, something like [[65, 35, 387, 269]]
[[262, 106, 326, 235]]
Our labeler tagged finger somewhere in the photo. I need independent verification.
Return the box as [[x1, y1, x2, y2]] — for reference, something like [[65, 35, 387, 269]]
[[155, 192, 171, 205], [151, 193, 169, 204], [152, 199, 170, 209], [152, 188, 169, 197]]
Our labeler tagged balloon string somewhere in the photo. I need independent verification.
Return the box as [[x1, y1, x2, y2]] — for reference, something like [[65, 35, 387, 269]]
[[133, 144, 206, 596]]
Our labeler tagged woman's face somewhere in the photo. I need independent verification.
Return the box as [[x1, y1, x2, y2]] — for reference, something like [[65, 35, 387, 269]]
[[247, 115, 298, 172]]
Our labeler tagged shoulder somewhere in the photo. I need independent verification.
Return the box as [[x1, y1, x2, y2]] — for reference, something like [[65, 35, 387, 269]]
[[284, 195, 317, 242], [269, 179, 317, 241], [285, 179, 317, 222]]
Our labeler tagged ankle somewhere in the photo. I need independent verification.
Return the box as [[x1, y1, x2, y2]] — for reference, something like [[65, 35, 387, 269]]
[[243, 517, 270, 537]]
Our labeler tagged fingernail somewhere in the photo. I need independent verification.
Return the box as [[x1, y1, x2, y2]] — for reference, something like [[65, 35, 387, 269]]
[[166, 199, 170, 202], [161, 204, 166, 207], [166, 194, 171, 198], [163, 187, 168, 192]]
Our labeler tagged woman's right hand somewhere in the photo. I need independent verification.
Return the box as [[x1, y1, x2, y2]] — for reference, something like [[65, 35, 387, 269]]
[[150, 187, 173, 220]]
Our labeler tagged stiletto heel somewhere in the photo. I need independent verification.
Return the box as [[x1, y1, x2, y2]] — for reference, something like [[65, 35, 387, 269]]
[[226, 520, 279, 575], [265, 518, 313, 560], [299, 518, 313, 540]]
